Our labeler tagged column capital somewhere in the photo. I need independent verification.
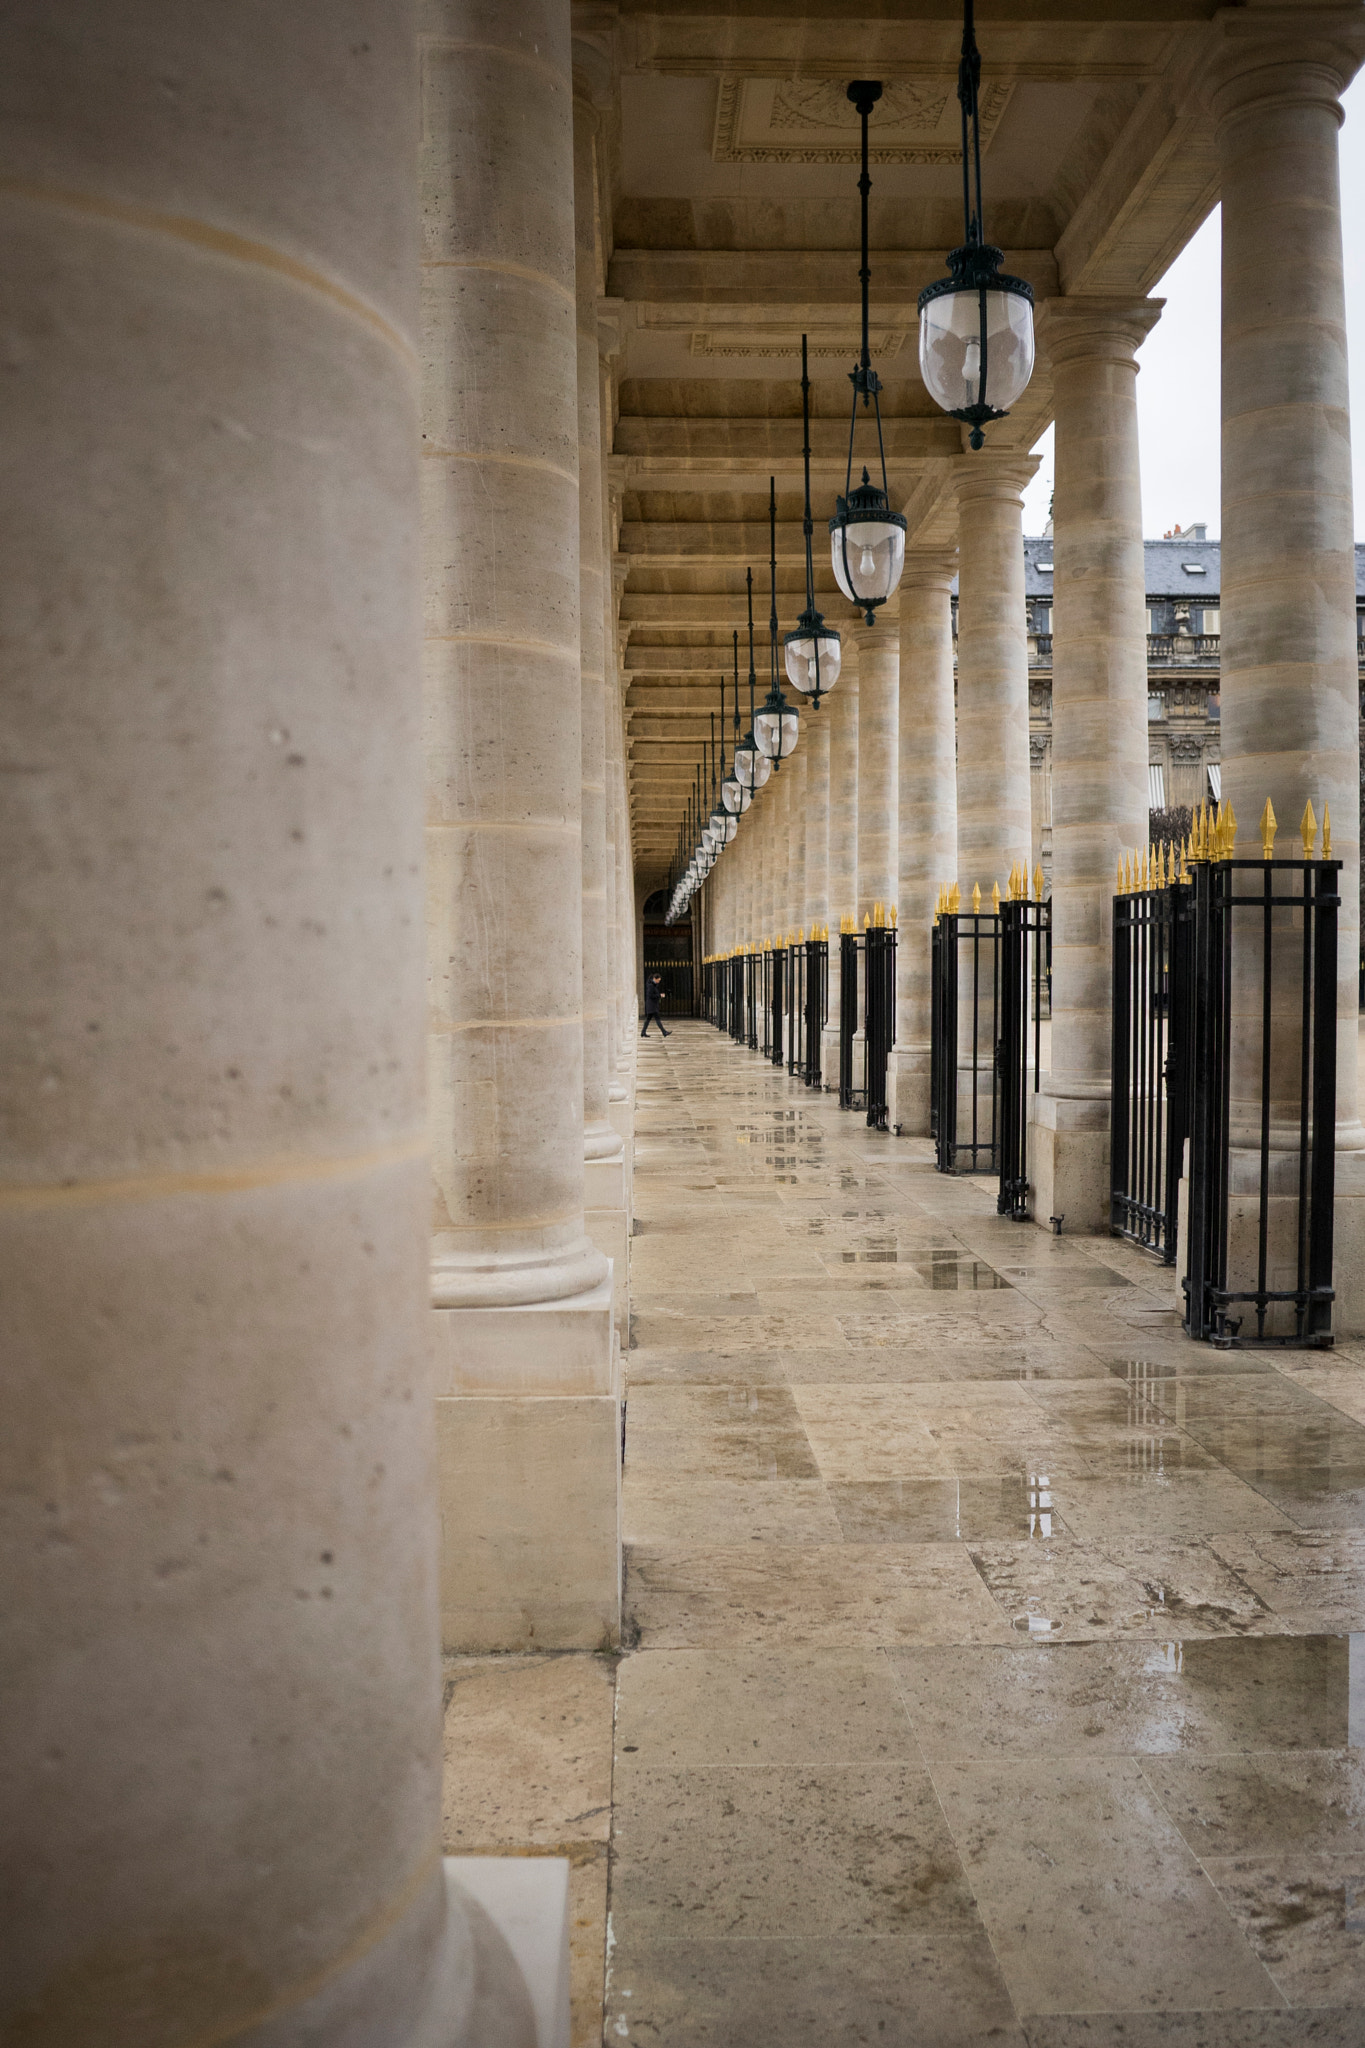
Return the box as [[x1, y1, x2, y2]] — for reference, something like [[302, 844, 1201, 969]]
[[1037, 295, 1163, 368], [900, 548, 958, 593], [953, 451, 1040, 507], [1205, 7, 1365, 127]]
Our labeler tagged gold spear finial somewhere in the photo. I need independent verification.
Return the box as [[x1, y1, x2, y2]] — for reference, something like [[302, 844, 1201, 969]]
[[1323, 804, 1332, 859], [889, 903, 897, 927], [991, 881, 1002, 913], [1116, 855, 1125, 897], [1300, 799, 1318, 860], [1226, 801, 1237, 855], [1033, 862, 1044, 901], [971, 882, 982, 914], [1260, 798, 1277, 860], [1179, 835, 1191, 883], [949, 882, 961, 914]]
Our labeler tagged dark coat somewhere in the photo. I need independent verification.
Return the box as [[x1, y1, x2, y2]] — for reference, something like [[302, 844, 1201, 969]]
[[644, 979, 663, 1015]]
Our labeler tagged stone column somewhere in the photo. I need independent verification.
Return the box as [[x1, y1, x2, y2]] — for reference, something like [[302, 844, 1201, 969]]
[[784, 747, 808, 941], [854, 619, 899, 921], [0, 5, 558, 2042], [1030, 300, 1160, 1230], [424, 0, 618, 1650], [954, 456, 1036, 1162], [889, 554, 958, 1135], [804, 703, 832, 937], [1212, 17, 1365, 1332], [573, 78, 628, 1327], [822, 644, 860, 1083], [804, 702, 832, 1078], [955, 457, 1037, 898]]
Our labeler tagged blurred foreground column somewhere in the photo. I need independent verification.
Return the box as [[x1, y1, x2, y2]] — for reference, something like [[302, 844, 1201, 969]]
[[0, 3, 564, 2042], [423, 0, 619, 1650]]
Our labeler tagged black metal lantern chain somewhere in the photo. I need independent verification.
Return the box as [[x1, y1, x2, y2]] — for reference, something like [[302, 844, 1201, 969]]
[[850, 81, 889, 485]]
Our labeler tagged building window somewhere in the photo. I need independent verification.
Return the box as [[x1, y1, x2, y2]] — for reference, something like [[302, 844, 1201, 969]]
[[1208, 763, 1222, 801], [1148, 763, 1166, 808], [1200, 606, 1220, 635], [1148, 694, 1163, 721]]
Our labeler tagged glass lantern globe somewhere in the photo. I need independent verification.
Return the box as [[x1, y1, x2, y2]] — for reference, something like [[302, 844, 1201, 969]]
[[721, 765, 751, 814], [784, 615, 842, 699], [830, 469, 906, 623], [917, 248, 1034, 449], [733, 734, 772, 791], [711, 807, 738, 846], [753, 687, 799, 762]]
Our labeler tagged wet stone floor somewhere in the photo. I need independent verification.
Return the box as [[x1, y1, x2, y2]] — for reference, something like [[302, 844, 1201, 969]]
[[445, 1020, 1365, 2046]]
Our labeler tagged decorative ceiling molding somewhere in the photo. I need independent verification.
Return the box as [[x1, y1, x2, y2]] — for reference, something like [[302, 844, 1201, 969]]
[[688, 330, 906, 361], [712, 76, 1013, 165]]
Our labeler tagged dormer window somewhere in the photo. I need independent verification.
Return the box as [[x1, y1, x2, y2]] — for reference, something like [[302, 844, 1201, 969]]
[[1037, 560, 1053, 574], [1182, 562, 1206, 574]]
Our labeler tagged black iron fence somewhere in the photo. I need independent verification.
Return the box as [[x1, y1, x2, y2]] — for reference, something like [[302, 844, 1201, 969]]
[[769, 945, 786, 1068], [838, 928, 864, 1111], [865, 923, 896, 1130], [1110, 828, 1339, 1349], [1112, 878, 1192, 1259], [999, 895, 1051, 1218], [1184, 854, 1338, 1346], [931, 888, 1050, 1208], [804, 937, 828, 1089], [931, 904, 1001, 1174]]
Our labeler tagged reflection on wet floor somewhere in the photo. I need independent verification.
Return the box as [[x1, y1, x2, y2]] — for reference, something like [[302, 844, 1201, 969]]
[[912, 1251, 1014, 1289], [608, 1024, 1365, 2044]]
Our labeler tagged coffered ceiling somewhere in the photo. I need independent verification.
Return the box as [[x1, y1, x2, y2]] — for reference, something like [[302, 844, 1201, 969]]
[[601, 0, 1225, 888]]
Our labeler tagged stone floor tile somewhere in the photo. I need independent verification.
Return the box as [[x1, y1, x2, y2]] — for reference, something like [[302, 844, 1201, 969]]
[[1207, 1531, 1365, 1631], [1021, 2012, 1359, 2044], [1138, 1752, 1365, 1858], [610, 1762, 975, 1940], [625, 1540, 1016, 1649], [830, 1476, 1066, 1543], [930, 1756, 1282, 2015], [631, 1310, 849, 1351], [624, 1347, 795, 1385], [888, 1638, 1353, 1760], [792, 1384, 960, 1480], [604, 1927, 1027, 2047], [622, 1473, 842, 1547], [614, 1646, 920, 1767], [1055, 1472, 1293, 1541], [441, 1651, 616, 1848], [1202, 1854, 1365, 2007]]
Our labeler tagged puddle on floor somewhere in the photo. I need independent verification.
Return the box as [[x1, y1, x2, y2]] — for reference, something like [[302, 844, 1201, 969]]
[[910, 1252, 1014, 1290]]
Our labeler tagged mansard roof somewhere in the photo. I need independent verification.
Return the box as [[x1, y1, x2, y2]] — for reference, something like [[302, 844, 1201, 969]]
[[1021, 534, 1365, 602]]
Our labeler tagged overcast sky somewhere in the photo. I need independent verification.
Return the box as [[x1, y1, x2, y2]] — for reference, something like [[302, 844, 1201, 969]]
[[1021, 71, 1365, 541]]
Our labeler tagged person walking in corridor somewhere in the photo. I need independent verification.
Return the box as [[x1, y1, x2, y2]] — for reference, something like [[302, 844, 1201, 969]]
[[641, 973, 670, 1037]]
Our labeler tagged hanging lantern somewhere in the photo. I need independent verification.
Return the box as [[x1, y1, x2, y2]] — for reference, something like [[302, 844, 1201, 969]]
[[829, 82, 906, 628], [757, 477, 799, 764], [734, 567, 774, 791], [721, 632, 753, 812], [784, 335, 841, 703], [917, 0, 1035, 449]]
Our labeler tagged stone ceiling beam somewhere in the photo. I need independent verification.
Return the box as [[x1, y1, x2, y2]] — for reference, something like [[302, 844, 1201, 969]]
[[610, 248, 1059, 307]]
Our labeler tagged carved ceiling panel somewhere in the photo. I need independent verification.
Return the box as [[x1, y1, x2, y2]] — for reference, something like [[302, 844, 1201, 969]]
[[712, 76, 1014, 165]]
